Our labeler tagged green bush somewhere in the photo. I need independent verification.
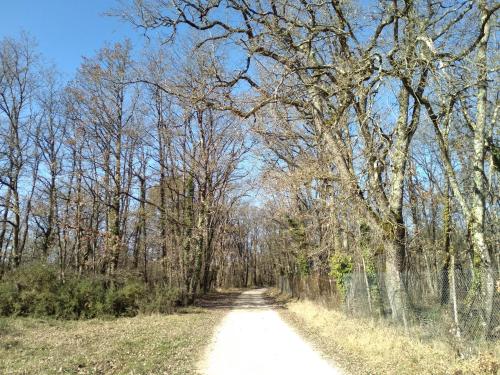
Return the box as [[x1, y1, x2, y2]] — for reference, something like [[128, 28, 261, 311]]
[[56, 277, 107, 319], [105, 281, 146, 317], [15, 290, 53, 317], [329, 252, 353, 297], [15, 263, 59, 293], [0, 282, 17, 315], [143, 286, 181, 314], [296, 252, 310, 277], [0, 264, 181, 320]]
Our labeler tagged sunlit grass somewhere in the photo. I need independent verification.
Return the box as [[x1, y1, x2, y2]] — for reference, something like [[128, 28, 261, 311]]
[[0, 309, 223, 374], [281, 300, 499, 375]]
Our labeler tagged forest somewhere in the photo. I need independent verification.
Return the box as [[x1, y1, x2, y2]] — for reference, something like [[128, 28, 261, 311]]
[[0, 0, 498, 346]]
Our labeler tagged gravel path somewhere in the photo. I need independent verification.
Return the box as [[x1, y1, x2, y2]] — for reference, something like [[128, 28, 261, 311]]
[[201, 289, 343, 375]]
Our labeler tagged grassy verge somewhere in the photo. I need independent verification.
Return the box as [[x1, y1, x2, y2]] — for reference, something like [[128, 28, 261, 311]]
[[280, 299, 499, 375], [0, 308, 224, 374]]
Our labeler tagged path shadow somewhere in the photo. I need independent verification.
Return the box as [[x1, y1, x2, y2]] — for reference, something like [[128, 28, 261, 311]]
[[195, 289, 285, 310]]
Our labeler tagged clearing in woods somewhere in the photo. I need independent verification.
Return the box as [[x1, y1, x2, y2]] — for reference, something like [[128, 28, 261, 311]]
[[198, 288, 343, 375]]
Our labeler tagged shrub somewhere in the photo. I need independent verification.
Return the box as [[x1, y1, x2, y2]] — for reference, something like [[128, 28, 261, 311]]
[[56, 277, 107, 319], [0, 264, 182, 319], [1, 263, 60, 316], [329, 252, 353, 297], [0, 282, 17, 315], [14, 263, 60, 293], [143, 286, 181, 314], [296, 253, 310, 277], [105, 280, 146, 317]]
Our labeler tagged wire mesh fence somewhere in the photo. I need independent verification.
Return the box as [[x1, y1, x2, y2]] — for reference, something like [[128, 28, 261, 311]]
[[278, 267, 499, 353]]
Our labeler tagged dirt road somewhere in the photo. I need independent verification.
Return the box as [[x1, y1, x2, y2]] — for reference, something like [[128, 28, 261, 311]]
[[200, 289, 342, 375]]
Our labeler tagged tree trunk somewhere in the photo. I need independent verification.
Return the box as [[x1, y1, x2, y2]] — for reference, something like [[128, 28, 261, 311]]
[[470, 1, 494, 337], [441, 182, 451, 305], [384, 87, 414, 327]]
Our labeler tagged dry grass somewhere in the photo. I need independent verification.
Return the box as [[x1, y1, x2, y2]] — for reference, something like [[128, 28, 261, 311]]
[[281, 300, 499, 375], [0, 308, 224, 375]]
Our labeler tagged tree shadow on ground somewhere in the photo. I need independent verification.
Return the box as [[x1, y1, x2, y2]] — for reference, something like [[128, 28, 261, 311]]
[[195, 289, 285, 310]]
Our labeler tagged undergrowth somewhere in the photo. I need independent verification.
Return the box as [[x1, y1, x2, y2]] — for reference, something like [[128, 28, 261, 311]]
[[0, 263, 181, 319]]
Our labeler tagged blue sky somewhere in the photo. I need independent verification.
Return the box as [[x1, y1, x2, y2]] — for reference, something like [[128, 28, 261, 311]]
[[0, 0, 142, 78]]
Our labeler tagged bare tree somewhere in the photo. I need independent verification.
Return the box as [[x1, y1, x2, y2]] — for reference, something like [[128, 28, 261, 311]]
[[0, 35, 39, 268]]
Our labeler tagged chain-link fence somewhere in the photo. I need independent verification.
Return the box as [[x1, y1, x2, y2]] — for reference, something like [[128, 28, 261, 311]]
[[278, 267, 499, 353]]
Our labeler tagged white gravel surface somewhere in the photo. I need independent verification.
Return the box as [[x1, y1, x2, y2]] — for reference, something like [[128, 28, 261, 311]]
[[202, 289, 343, 375]]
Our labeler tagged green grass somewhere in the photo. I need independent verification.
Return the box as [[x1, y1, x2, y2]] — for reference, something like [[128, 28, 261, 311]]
[[281, 300, 499, 375], [0, 308, 224, 374]]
